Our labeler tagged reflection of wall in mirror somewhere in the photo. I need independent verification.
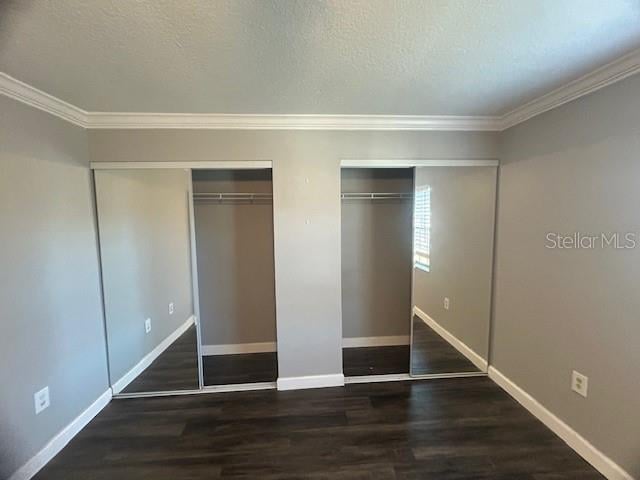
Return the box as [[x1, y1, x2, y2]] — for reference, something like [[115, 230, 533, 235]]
[[95, 169, 195, 385], [412, 167, 496, 361]]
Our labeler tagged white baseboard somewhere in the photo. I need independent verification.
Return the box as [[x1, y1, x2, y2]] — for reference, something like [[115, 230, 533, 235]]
[[342, 335, 409, 348], [413, 306, 488, 372], [112, 315, 195, 394], [201, 341, 276, 356], [488, 367, 633, 480], [277, 374, 345, 391], [9, 389, 112, 480]]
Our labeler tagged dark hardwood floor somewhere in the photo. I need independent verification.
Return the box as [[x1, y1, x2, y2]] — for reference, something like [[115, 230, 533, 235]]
[[121, 316, 480, 393], [34, 377, 603, 479], [342, 318, 482, 377], [203, 352, 278, 385], [411, 317, 480, 375], [121, 325, 199, 394], [343, 345, 410, 376]]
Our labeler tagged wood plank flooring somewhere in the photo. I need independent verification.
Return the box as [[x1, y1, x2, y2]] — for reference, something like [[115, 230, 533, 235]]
[[411, 317, 479, 375], [119, 316, 480, 393], [342, 346, 410, 376], [342, 317, 482, 377], [121, 325, 199, 394], [34, 378, 603, 479], [203, 352, 278, 385]]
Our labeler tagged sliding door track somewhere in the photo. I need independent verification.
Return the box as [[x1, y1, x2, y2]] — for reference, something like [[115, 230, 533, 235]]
[[344, 372, 487, 384], [112, 381, 277, 399]]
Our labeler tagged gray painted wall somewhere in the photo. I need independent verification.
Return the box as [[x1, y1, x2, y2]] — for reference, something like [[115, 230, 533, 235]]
[[88, 130, 499, 378], [7, 71, 638, 478], [0, 96, 108, 479], [412, 166, 497, 360], [192, 170, 277, 347], [94, 169, 194, 385], [495, 73, 640, 476], [341, 168, 413, 339]]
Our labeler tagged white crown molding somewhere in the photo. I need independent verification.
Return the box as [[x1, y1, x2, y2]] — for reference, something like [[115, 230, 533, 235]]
[[0, 72, 501, 130], [84, 112, 502, 131], [500, 48, 640, 130], [0, 73, 89, 127], [3, 48, 640, 131]]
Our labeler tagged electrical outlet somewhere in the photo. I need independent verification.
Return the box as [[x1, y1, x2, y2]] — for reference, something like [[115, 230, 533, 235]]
[[444, 297, 450, 310], [571, 370, 588, 398], [168, 302, 174, 315], [145, 318, 152, 333], [34, 386, 50, 414]]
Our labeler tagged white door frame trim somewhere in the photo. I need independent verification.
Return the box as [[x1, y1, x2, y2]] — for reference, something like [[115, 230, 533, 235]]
[[90, 161, 273, 170], [340, 159, 498, 168]]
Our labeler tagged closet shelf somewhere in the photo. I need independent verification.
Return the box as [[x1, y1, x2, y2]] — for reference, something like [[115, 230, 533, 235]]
[[341, 192, 414, 200], [193, 192, 273, 202]]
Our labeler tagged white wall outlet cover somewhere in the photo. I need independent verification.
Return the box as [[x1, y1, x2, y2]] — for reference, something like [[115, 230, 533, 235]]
[[34, 386, 50, 414], [571, 370, 589, 397], [168, 302, 175, 315], [444, 297, 450, 310], [145, 318, 152, 333]]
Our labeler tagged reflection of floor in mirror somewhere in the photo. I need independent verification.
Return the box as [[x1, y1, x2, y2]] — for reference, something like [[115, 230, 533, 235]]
[[203, 352, 278, 386], [37, 378, 604, 479], [343, 346, 410, 376], [411, 316, 479, 374], [121, 325, 200, 394]]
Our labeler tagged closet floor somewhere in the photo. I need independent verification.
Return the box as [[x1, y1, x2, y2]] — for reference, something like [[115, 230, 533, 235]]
[[342, 345, 410, 376], [203, 352, 278, 386], [33, 377, 603, 479], [121, 325, 199, 394]]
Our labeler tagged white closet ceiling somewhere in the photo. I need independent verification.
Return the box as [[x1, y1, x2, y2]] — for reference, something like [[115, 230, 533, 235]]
[[0, 0, 639, 116]]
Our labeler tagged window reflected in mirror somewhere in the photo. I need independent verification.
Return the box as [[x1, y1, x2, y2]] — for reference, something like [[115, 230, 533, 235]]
[[410, 167, 496, 377], [414, 185, 431, 272]]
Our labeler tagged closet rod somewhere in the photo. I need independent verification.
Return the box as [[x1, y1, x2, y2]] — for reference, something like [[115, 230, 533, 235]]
[[341, 192, 414, 200], [193, 192, 273, 202]]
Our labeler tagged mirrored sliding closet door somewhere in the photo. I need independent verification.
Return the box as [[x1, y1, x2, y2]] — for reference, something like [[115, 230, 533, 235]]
[[95, 169, 201, 395], [410, 166, 497, 377]]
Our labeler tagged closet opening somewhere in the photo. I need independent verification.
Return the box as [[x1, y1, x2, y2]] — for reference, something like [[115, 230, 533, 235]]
[[191, 168, 278, 386], [340, 167, 414, 378]]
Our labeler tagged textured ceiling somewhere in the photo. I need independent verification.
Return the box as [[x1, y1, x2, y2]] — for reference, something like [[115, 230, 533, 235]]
[[1, 0, 639, 115]]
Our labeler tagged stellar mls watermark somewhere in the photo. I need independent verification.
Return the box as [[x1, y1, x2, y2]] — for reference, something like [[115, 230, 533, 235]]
[[545, 232, 638, 249]]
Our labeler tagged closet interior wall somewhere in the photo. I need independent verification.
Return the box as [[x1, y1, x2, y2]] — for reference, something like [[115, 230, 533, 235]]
[[192, 170, 277, 367], [341, 168, 414, 354]]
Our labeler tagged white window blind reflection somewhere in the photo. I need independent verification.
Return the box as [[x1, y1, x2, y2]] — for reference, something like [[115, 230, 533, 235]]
[[414, 186, 431, 272]]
